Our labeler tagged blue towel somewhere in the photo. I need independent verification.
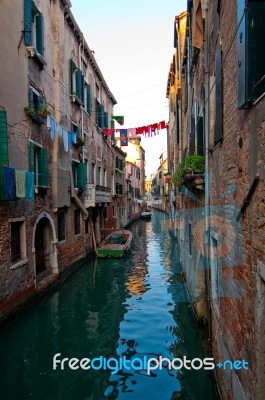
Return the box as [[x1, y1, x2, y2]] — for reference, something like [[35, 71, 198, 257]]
[[26, 171, 35, 200], [4, 167, 15, 200]]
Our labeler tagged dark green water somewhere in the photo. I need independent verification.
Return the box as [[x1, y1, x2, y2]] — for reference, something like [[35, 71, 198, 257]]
[[0, 211, 218, 400]]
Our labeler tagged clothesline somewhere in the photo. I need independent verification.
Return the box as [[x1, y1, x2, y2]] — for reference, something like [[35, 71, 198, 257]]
[[0, 167, 34, 201]]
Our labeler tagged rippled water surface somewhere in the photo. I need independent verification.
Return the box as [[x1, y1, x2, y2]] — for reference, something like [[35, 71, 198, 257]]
[[0, 211, 218, 399]]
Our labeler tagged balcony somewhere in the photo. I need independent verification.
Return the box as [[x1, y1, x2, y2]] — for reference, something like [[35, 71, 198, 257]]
[[84, 184, 111, 207]]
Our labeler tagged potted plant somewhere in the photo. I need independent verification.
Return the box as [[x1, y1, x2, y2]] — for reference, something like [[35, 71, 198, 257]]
[[24, 106, 36, 117], [76, 136, 85, 146], [38, 106, 50, 119], [173, 155, 205, 189]]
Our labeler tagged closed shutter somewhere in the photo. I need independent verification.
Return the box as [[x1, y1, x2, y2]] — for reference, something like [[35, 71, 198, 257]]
[[86, 84, 92, 115], [111, 120, 115, 142], [214, 47, 223, 143], [197, 116, 204, 156], [190, 116, 195, 155], [104, 111, 108, 128], [76, 69, 84, 102], [38, 147, 48, 186], [77, 163, 87, 188], [37, 96, 44, 112], [24, 0, 32, 46], [29, 88, 34, 108], [0, 110, 9, 167], [36, 13, 44, 56], [28, 142, 35, 172]]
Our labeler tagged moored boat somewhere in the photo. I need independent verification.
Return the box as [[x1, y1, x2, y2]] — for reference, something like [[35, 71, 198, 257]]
[[141, 209, 152, 219], [96, 229, 133, 258]]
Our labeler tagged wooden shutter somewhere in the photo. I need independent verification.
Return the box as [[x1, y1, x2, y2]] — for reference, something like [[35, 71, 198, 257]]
[[36, 13, 44, 56], [197, 116, 204, 156], [37, 96, 44, 111], [0, 110, 9, 167], [214, 47, 223, 143], [29, 88, 34, 108], [38, 147, 48, 186], [104, 111, 108, 128], [190, 116, 195, 155], [76, 69, 84, 102], [24, 0, 32, 46], [77, 163, 87, 188], [86, 84, 92, 114], [28, 142, 35, 172]]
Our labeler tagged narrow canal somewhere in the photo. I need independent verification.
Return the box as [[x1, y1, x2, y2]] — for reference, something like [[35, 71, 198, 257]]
[[0, 211, 218, 400]]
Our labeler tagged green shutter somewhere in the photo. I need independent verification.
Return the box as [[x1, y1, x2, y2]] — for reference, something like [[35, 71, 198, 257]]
[[104, 111, 108, 128], [28, 142, 35, 172], [99, 105, 104, 128], [76, 69, 84, 102], [29, 88, 34, 108], [197, 116, 204, 156], [37, 96, 44, 112], [77, 163, 87, 188], [0, 110, 9, 167], [111, 120, 115, 142], [69, 59, 76, 94], [36, 13, 44, 55], [38, 148, 48, 186], [24, 0, 32, 46], [86, 84, 92, 115]]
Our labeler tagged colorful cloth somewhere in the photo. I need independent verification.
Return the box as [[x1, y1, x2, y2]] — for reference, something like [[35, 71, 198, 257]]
[[50, 117, 55, 140], [15, 170, 26, 198], [26, 171, 34, 200], [63, 129, 68, 151], [120, 129, 128, 146], [4, 167, 15, 200]]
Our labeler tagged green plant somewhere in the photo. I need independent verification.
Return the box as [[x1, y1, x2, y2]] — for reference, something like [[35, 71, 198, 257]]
[[164, 171, 171, 176], [76, 136, 85, 146], [173, 155, 205, 187], [24, 106, 36, 117], [38, 106, 50, 118]]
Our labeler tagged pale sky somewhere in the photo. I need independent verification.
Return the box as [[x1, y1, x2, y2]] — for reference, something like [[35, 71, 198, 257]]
[[71, 0, 187, 177]]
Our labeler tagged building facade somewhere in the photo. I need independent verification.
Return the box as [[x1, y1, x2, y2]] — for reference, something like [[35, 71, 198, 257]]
[[167, 1, 265, 399], [0, 0, 124, 318]]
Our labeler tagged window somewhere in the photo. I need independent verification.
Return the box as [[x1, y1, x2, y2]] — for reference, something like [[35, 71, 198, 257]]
[[24, 0, 44, 56], [69, 59, 84, 104], [237, 0, 265, 107], [57, 211, 65, 242], [84, 83, 92, 115], [91, 163, 95, 184], [74, 210, 81, 235], [10, 218, 26, 265], [104, 169, 107, 187], [97, 166, 101, 186], [71, 122, 80, 137], [29, 141, 48, 187], [96, 100, 104, 128], [28, 86, 46, 124], [116, 183, 123, 195], [214, 47, 223, 143], [72, 161, 87, 188]]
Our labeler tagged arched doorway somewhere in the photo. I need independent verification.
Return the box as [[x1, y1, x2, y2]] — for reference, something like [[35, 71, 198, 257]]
[[33, 212, 59, 283], [35, 217, 49, 275]]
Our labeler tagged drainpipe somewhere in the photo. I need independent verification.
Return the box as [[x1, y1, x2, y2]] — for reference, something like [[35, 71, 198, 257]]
[[204, 0, 212, 345]]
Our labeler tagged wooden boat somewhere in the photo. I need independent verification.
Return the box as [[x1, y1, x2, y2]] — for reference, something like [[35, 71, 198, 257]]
[[96, 229, 133, 258], [141, 209, 152, 219]]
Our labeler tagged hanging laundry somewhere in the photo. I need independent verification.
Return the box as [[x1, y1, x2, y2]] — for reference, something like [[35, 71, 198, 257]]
[[72, 133, 77, 144], [128, 128, 137, 139], [159, 121, 167, 129], [46, 115, 51, 129], [26, 171, 34, 200], [63, 129, 68, 151], [55, 121, 60, 136], [68, 131, 73, 149], [58, 124, 63, 137], [50, 117, 55, 140], [4, 167, 15, 200], [15, 170, 26, 198], [120, 129, 128, 146], [0, 168, 7, 201]]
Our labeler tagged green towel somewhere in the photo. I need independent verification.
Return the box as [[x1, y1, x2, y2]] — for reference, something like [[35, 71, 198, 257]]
[[15, 170, 26, 198]]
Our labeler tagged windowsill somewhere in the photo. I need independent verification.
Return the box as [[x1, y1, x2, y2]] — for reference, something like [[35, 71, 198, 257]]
[[26, 46, 46, 70], [70, 94, 83, 106], [10, 259, 28, 270], [35, 186, 50, 194]]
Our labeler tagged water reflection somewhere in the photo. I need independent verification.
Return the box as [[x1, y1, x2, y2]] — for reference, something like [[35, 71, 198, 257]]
[[0, 211, 217, 400]]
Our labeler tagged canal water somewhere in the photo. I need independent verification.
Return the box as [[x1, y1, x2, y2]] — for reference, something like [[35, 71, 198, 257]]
[[0, 211, 218, 400]]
